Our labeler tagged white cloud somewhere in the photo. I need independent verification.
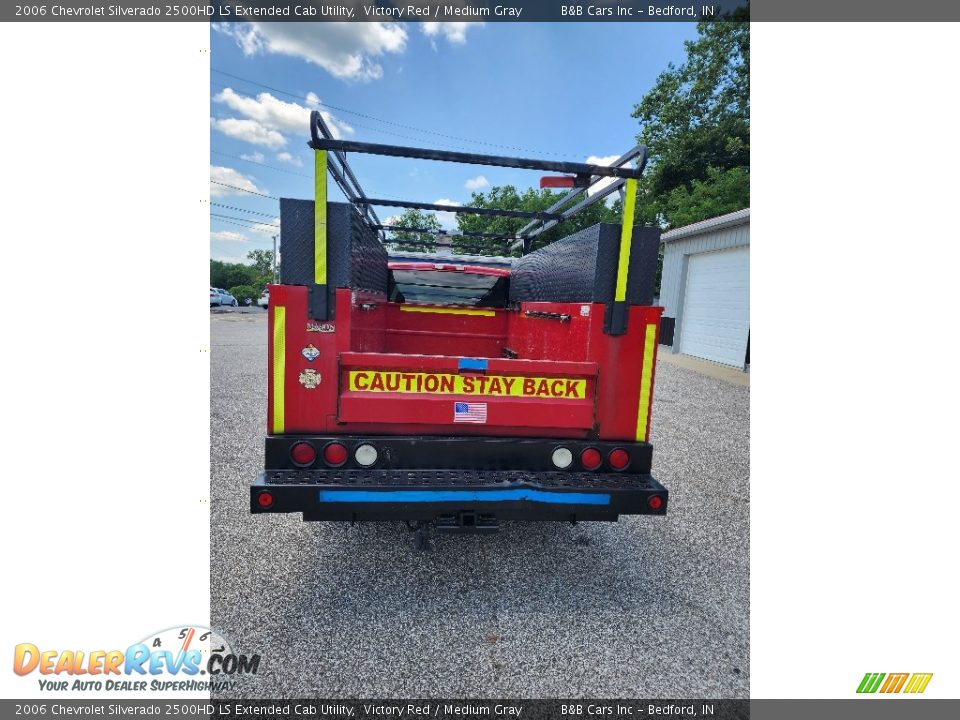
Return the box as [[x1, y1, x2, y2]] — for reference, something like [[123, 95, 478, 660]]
[[209, 165, 268, 197], [382, 215, 402, 226], [211, 230, 249, 243], [214, 22, 407, 81], [276, 152, 304, 167], [210, 117, 286, 149], [432, 198, 461, 229], [213, 87, 353, 146], [464, 175, 489, 191], [585, 155, 622, 204], [421, 22, 483, 45], [215, 88, 309, 136], [240, 151, 264, 163]]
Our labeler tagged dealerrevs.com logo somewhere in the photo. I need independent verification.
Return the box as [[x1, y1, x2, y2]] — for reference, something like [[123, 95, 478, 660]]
[[857, 672, 933, 694], [13, 626, 259, 693]]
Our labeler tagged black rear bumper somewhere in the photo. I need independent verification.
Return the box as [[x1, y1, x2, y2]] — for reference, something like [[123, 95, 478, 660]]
[[251, 469, 668, 523]]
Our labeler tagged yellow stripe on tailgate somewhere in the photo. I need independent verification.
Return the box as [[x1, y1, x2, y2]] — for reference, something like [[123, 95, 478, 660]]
[[272, 305, 285, 434], [635, 322, 657, 442], [399, 306, 495, 317]]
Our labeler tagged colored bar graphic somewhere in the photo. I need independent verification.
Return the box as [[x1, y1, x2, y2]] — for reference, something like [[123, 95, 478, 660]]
[[856, 673, 885, 693], [904, 673, 933, 694], [880, 673, 908, 693], [857, 672, 932, 694]]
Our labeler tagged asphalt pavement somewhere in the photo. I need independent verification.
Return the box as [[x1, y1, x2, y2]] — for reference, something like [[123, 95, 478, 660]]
[[210, 310, 750, 698]]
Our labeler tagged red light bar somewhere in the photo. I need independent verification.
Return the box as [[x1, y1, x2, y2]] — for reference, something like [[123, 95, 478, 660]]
[[540, 174, 592, 189], [540, 176, 576, 189]]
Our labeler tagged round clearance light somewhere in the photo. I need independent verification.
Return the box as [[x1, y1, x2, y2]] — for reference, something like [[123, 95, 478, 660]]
[[290, 442, 317, 467], [648, 495, 664, 511], [322, 442, 348, 467], [608, 448, 630, 471], [551, 447, 573, 469], [580, 447, 602, 470], [354, 444, 379, 467], [257, 491, 274, 509]]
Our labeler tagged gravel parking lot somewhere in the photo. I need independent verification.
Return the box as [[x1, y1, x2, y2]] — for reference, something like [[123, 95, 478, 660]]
[[211, 310, 749, 698]]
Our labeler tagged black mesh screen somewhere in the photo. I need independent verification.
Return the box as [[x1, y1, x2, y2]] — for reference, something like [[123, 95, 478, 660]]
[[509, 223, 660, 305]]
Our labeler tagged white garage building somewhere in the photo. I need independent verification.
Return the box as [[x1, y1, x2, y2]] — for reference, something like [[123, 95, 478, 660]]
[[657, 208, 750, 369]]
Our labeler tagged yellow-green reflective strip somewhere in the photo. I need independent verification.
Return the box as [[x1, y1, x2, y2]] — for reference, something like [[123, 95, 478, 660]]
[[314, 150, 327, 285], [635, 322, 657, 442], [399, 305, 495, 317], [272, 305, 285, 434], [615, 177, 638, 302]]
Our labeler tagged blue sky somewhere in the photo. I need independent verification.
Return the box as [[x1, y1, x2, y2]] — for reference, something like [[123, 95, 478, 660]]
[[209, 21, 698, 263]]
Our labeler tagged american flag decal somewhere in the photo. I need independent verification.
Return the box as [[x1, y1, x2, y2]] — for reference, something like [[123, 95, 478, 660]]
[[454, 401, 487, 424]]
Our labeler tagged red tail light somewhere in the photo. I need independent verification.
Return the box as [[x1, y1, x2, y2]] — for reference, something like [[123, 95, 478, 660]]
[[323, 442, 348, 467], [648, 495, 663, 511], [290, 442, 317, 467], [580, 447, 602, 470], [608, 448, 630, 470], [257, 491, 274, 508]]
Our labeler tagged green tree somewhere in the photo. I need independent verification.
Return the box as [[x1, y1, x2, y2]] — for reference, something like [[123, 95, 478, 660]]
[[631, 12, 749, 228], [662, 166, 749, 228], [457, 185, 618, 256], [210, 259, 258, 290], [383, 208, 443, 252], [229, 284, 259, 306], [246, 249, 276, 283]]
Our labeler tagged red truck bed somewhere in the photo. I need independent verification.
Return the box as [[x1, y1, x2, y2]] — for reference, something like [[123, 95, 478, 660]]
[[250, 115, 668, 536]]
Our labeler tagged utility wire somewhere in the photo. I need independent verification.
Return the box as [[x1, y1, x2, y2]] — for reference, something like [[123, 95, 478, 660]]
[[210, 69, 576, 158], [211, 150, 312, 179], [210, 180, 279, 199], [210, 217, 278, 235], [211, 212, 279, 227], [211, 202, 276, 218]]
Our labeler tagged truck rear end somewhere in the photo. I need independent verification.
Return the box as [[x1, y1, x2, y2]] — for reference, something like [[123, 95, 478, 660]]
[[251, 112, 668, 535]]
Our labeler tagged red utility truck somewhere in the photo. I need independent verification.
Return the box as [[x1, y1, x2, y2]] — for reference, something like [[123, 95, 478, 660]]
[[250, 112, 668, 543]]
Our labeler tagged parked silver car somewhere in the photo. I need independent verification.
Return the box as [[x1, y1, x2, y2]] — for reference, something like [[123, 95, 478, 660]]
[[210, 287, 237, 307]]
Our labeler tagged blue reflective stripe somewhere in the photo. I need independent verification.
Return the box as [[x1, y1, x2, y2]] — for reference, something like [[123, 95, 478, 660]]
[[457, 357, 488, 372], [317, 489, 610, 505]]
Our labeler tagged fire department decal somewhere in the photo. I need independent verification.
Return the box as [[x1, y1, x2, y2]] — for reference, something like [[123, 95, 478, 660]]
[[306, 322, 335, 333], [301, 344, 320, 362], [299, 369, 321, 389]]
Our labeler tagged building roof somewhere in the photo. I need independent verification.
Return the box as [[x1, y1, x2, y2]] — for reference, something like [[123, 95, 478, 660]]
[[661, 208, 750, 243]]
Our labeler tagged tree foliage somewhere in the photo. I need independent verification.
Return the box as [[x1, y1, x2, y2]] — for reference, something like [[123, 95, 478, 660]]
[[383, 208, 443, 252], [210, 259, 258, 290], [631, 13, 749, 228], [456, 185, 618, 255], [246, 249, 276, 281], [210, 249, 277, 299], [229, 284, 259, 305]]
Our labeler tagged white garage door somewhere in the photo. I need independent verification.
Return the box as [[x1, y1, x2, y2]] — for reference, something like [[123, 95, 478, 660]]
[[679, 246, 750, 367]]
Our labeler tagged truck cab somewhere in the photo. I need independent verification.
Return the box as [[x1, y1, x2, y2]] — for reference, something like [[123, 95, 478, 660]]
[[250, 112, 668, 540]]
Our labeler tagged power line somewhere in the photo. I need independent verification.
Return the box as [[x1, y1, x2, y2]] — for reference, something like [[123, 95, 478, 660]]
[[210, 180, 279, 199], [211, 150, 312, 179], [210, 217, 278, 236], [211, 202, 276, 218], [210, 69, 575, 158], [211, 212, 279, 227]]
